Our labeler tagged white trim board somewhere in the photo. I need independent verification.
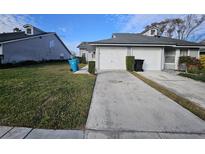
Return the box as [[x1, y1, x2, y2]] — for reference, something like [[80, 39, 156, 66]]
[[90, 43, 205, 49]]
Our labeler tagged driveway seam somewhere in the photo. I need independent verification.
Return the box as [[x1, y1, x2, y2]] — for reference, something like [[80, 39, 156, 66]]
[[23, 128, 34, 139], [0, 127, 14, 138], [132, 72, 205, 121]]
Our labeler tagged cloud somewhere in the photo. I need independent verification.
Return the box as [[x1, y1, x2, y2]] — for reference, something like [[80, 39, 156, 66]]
[[63, 40, 81, 55], [58, 27, 67, 33], [114, 14, 186, 33], [0, 14, 35, 33]]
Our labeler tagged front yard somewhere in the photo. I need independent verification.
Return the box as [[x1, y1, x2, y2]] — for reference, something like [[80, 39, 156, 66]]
[[0, 62, 95, 129]]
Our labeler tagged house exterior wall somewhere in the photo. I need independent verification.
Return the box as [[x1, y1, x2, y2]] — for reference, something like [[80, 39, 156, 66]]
[[164, 48, 200, 70], [96, 46, 163, 71], [0, 44, 2, 55], [142, 29, 158, 36], [132, 47, 163, 70], [96, 46, 127, 70], [96, 46, 200, 71], [0, 44, 3, 64], [79, 49, 95, 62], [2, 34, 70, 64]]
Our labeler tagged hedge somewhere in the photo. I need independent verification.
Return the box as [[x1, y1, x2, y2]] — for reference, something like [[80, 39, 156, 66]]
[[126, 56, 135, 71], [88, 61, 95, 74], [200, 55, 205, 68]]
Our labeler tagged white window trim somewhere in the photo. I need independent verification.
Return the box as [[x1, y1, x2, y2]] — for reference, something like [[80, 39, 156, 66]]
[[188, 49, 191, 57]]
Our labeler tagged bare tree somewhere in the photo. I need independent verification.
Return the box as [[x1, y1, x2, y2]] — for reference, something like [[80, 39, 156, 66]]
[[13, 27, 21, 32], [144, 15, 205, 41]]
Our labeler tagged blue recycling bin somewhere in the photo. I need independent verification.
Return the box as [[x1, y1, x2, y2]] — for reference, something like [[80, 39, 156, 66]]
[[68, 58, 79, 72]]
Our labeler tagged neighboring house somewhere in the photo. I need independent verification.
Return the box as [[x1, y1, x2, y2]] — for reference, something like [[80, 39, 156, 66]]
[[200, 40, 205, 55], [77, 42, 95, 62], [0, 24, 71, 64], [89, 28, 205, 71]]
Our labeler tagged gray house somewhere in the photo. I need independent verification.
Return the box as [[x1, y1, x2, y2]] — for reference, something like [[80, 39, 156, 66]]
[[77, 42, 95, 62], [0, 24, 71, 64], [90, 28, 205, 71], [200, 40, 205, 55]]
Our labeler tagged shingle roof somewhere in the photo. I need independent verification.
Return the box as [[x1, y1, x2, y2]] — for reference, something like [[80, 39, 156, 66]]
[[0, 31, 49, 43], [77, 42, 95, 51], [90, 33, 205, 47]]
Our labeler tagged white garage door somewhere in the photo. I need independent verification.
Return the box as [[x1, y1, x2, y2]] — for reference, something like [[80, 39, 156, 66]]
[[132, 47, 162, 70], [99, 47, 127, 70]]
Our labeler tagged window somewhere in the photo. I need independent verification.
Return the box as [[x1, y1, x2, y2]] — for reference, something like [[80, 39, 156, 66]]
[[49, 40, 55, 48], [189, 49, 198, 58], [151, 29, 155, 35], [180, 49, 188, 56], [26, 28, 32, 34], [165, 50, 175, 63], [60, 53, 64, 59]]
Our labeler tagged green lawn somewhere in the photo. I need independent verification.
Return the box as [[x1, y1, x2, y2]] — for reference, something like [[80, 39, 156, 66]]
[[179, 73, 205, 82], [0, 62, 95, 129]]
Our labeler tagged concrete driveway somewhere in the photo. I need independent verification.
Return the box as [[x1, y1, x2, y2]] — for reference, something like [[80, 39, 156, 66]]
[[85, 71, 205, 139], [138, 71, 205, 109]]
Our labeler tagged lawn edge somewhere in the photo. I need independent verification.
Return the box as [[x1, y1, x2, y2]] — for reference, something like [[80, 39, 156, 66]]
[[131, 71, 205, 121], [84, 74, 97, 130]]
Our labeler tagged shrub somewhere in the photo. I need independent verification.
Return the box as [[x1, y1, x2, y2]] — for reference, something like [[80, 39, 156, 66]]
[[179, 56, 202, 73], [88, 61, 95, 74], [187, 65, 200, 74], [200, 55, 205, 68], [81, 54, 87, 64], [179, 56, 201, 67], [126, 56, 135, 71], [179, 56, 192, 65]]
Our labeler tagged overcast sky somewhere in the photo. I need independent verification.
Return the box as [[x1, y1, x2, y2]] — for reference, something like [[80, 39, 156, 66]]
[[0, 14, 205, 54]]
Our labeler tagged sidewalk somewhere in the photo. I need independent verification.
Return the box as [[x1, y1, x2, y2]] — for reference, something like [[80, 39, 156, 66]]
[[1, 126, 205, 139], [74, 65, 89, 74], [0, 126, 83, 139]]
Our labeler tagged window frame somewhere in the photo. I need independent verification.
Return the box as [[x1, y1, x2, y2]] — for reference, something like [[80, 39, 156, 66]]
[[49, 40, 55, 48], [150, 29, 155, 35], [180, 49, 188, 56], [26, 28, 32, 34], [165, 50, 176, 64]]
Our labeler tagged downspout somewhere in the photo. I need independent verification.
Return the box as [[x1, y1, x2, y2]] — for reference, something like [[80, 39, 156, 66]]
[[161, 47, 165, 70], [175, 48, 180, 70]]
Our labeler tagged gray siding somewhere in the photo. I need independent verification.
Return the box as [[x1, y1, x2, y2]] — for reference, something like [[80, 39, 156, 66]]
[[2, 34, 70, 64], [0, 44, 2, 55]]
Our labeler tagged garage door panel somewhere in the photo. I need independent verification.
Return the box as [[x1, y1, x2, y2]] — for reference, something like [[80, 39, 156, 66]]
[[132, 47, 162, 70], [99, 47, 126, 70]]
